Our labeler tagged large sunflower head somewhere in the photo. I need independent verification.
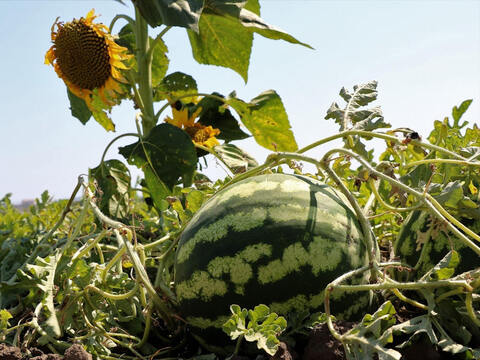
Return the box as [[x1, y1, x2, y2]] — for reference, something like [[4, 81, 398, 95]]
[[45, 9, 131, 109], [165, 105, 221, 148]]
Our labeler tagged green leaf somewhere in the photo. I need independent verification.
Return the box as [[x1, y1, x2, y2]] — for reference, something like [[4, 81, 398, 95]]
[[342, 301, 401, 360], [214, 143, 258, 174], [151, 37, 170, 88], [228, 90, 297, 151], [89, 160, 131, 219], [26, 252, 62, 338], [185, 189, 205, 213], [118, 123, 197, 190], [197, 93, 250, 142], [154, 71, 197, 102], [188, 0, 310, 82], [134, 0, 204, 30], [222, 303, 286, 356], [116, 24, 136, 53], [434, 181, 465, 209], [231, 4, 312, 50], [143, 167, 170, 213], [391, 315, 437, 349], [325, 81, 389, 132], [421, 250, 459, 281], [0, 309, 12, 331], [452, 99, 473, 126], [116, 23, 169, 89], [67, 89, 92, 125], [325, 81, 390, 160], [188, 9, 253, 82]]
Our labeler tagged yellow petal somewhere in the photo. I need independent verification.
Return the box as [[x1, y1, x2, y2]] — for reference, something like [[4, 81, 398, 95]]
[[44, 47, 55, 65], [202, 136, 220, 148]]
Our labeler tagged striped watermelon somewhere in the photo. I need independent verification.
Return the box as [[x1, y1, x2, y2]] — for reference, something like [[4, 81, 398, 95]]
[[394, 210, 480, 278], [174, 173, 371, 351]]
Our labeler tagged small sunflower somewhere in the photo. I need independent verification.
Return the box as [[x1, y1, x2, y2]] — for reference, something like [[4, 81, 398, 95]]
[[165, 106, 221, 148], [45, 9, 131, 110]]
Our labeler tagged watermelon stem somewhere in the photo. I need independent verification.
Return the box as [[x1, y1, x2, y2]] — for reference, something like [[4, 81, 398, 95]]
[[297, 129, 467, 162], [322, 148, 480, 258], [81, 179, 176, 329]]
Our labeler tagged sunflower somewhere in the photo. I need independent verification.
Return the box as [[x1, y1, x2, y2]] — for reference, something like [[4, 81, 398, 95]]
[[45, 9, 131, 110], [165, 106, 221, 148]]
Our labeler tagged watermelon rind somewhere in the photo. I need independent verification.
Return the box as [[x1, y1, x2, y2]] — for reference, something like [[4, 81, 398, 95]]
[[174, 173, 372, 350], [394, 210, 480, 278]]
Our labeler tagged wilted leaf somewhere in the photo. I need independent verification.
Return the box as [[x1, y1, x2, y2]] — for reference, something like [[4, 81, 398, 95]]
[[214, 143, 257, 174], [92, 110, 115, 132], [119, 123, 197, 190], [228, 90, 297, 151]]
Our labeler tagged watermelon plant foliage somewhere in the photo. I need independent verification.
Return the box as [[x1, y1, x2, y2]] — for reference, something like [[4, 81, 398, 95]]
[[2, 1, 480, 359]]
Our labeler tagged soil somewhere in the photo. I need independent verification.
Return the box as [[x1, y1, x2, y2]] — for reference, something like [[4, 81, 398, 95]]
[[0, 344, 90, 360], [0, 323, 454, 360]]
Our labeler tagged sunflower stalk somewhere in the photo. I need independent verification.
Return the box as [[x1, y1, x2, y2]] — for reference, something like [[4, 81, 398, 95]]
[[134, 6, 155, 135]]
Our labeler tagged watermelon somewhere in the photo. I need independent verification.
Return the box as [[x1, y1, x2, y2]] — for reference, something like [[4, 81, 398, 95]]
[[174, 173, 372, 350], [394, 210, 480, 278]]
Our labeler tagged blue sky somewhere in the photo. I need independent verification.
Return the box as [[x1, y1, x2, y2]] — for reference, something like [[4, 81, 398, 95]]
[[1, 0, 479, 203]]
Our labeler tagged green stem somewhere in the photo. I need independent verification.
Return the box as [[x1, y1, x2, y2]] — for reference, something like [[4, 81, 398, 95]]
[[72, 229, 109, 262], [134, 6, 155, 134], [143, 232, 174, 250], [368, 179, 424, 213], [405, 158, 480, 168], [86, 283, 139, 301], [234, 335, 244, 355], [109, 14, 136, 33], [101, 245, 126, 282], [147, 26, 172, 62], [297, 130, 467, 161]]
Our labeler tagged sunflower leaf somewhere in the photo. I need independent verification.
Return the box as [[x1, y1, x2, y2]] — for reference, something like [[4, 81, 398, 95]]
[[89, 160, 131, 220], [187, 8, 253, 82], [67, 89, 92, 125], [188, 0, 310, 81], [118, 123, 197, 190], [154, 72, 198, 102], [150, 37, 169, 87], [92, 110, 115, 132], [197, 93, 250, 142], [133, 0, 204, 31], [228, 90, 297, 151]]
